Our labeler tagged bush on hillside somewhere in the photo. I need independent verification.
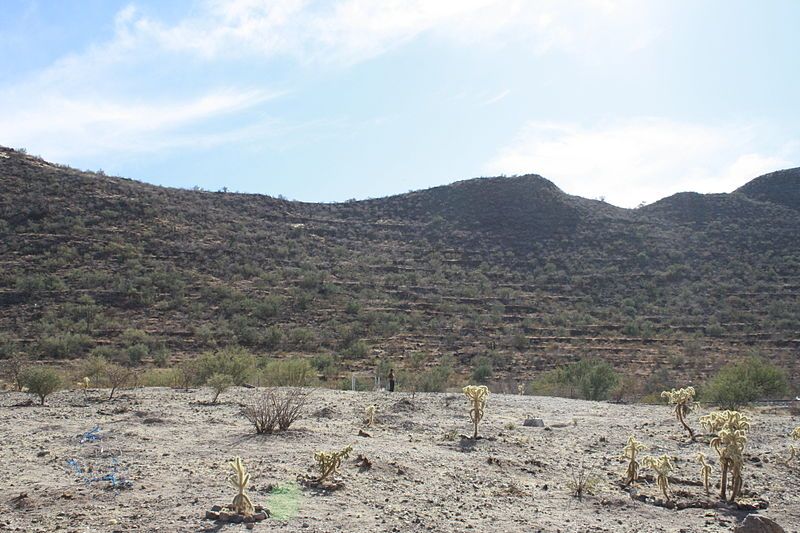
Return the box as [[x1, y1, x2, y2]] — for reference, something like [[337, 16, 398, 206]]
[[703, 356, 788, 409]]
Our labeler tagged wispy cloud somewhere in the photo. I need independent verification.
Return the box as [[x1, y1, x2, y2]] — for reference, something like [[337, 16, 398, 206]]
[[483, 89, 511, 106], [485, 118, 800, 207]]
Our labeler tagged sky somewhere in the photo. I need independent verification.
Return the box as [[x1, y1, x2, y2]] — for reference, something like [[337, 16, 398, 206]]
[[1, 0, 799, 207]]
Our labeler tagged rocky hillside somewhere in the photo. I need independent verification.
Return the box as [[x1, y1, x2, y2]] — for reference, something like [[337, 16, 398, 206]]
[[1, 146, 798, 389]]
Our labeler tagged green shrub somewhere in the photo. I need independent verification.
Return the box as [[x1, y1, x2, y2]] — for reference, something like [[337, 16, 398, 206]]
[[140, 368, 180, 387], [529, 359, 619, 401], [703, 356, 788, 409], [207, 373, 234, 403], [194, 347, 256, 386], [127, 343, 149, 366], [21, 366, 62, 405], [37, 333, 94, 358], [471, 357, 493, 384], [260, 358, 314, 387]]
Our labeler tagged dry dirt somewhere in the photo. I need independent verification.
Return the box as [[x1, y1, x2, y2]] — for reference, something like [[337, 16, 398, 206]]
[[1, 387, 798, 533]]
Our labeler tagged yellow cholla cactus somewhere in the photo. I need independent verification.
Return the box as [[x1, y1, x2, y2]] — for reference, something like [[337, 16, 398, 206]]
[[364, 405, 377, 427], [314, 445, 353, 483], [696, 453, 712, 496], [700, 410, 750, 502], [785, 426, 800, 464], [661, 386, 696, 440], [463, 385, 489, 439], [228, 457, 255, 515], [621, 435, 646, 486], [641, 454, 673, 501], [77, 377, 90, 394]]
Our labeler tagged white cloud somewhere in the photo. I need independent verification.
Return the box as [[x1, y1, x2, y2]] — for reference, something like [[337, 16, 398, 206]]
[[118, 0, 657, 65], [485, 118, 799, 207]]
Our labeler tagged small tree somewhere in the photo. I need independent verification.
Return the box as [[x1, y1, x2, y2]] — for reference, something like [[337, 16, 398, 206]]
[[207, 373, 233, 404], [105, 363, 133, 400], [21, 366, 62, 405]]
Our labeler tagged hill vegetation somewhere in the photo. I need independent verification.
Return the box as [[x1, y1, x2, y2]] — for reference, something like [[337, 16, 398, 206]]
[[1, 146, 798, 397]]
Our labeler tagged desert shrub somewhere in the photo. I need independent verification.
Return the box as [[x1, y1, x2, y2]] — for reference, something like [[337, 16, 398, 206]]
[[140, 368, 180, 387], [288, 327, 316, 350], [703, 356, 788, 409], [207, 373, 233, 403], [263, 326, 283, 350], [105, 363, 133, 400], [79, 354, 109, 382], [312, 354, 338, 380], [343, 339, 369, 358], [338, 375, 371, 391], [243, 388, 309, 434], [529, 359, 618, 400], [0, 333, 16, 360], [471, 357, 493, 384], [6, 353, 29, 391], [126, 344, 149, 366], [194, 347, 256, 386], [37, 333, 94, 358], [260, 358, 314, 387], [21, 366, 62, 405]]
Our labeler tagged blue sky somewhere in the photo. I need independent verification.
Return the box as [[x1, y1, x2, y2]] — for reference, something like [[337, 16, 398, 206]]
[[1, 0, 798, 207]]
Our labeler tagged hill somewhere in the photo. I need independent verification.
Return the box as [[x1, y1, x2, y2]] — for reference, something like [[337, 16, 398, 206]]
[[1, 146, 799, 391]]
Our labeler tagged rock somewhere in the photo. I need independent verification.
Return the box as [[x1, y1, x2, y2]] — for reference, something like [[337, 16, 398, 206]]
[[253, 511, 269, 521], [205, 511, 220, 520], [358, 429, 372, 438], [733, 515, 786, 533], [523, 418, 545, 427]]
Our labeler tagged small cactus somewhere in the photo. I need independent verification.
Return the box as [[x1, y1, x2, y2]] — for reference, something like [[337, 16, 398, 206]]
[[228, 457, 254, 516], [463, 385, 489, 439], [641, 454, 673, 501], [364, 405, 376, 427], [621, 435, 646, 486], [661, 386, 696, 440], [696, 453, 712, 496], [313, 445, 353, 483], [785, 426, 800, 465]]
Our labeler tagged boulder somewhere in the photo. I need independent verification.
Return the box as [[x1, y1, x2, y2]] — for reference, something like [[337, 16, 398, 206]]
[[734, 515, 785, 533]]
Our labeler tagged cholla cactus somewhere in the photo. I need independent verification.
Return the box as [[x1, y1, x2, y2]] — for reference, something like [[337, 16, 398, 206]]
[[314, 445, 353, 483], [364, 405, 377, 427], [696, 453, 712, 496], [621, 435, 646, 486], [641, 454, 674, 501], [77, 377, 90, 396], [785, 426, 800, 465], [228, 457, 255, 515], [700, 410, 750, 502], [661, 386, 696, 440], [463, 385, 489, 439]]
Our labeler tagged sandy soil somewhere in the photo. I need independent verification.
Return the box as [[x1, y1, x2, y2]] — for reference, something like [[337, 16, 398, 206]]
[[0, 387, 798, 533]]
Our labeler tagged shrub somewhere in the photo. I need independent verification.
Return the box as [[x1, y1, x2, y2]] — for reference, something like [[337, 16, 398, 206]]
[[127, 344, 149, 366], [463, 385, 489, 439], [207, 373, 233, 404], [661, 386, 697, 440], [80, 354, 109, 383], [260, 358, 314, 387], [6, 353, 29, 391], [194, 347, 256, 386], [471, 357, 493, 384], [37, 333, 94, 358], [21, 366, 62, 405], [243, 388, 309, 434], [0, 333, 16, 360], [105, 363, 133, 400], [703, 356, 788, 409]]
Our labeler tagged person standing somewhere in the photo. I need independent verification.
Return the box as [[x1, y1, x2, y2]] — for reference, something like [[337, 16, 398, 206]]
[[388, 369, 395, 392]]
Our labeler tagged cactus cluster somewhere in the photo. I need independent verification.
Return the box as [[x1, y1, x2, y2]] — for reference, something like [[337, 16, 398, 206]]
[[661, 386, 696, 440], [313, 445, 353, 483], [463, 385, 489, 439], [641, 454, 674, 501], [228, 457, 255, 516], [700, 410, 750, 502], [621, 435, 646, 486]]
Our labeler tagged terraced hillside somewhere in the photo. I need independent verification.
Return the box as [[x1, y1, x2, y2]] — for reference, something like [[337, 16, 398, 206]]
[[1, 146, 798, 391]]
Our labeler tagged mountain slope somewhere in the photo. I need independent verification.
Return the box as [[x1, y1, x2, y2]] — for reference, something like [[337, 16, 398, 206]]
[[1, 146, 798, 390]]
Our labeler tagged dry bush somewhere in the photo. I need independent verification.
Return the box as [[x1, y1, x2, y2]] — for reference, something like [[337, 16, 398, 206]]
[[243, 388, 310, 434]]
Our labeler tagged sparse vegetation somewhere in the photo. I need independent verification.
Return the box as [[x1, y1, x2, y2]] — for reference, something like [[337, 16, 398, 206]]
[[661, 386, 696, 440], [207, 373, 233, 404], [700, 410, 751, 502], [703, 356, 788, 409], [20, 366, 62, 405], [228, 457, 255, 516], [243, 388, 309, 434], [463, 385, 489, 439], [621, 435, 646, 486], [641, 454, 674, 501], [311, 445, 353, 484]]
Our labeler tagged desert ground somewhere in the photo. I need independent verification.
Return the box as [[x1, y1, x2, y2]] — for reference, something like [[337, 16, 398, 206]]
[[0, 387, 798, 533]]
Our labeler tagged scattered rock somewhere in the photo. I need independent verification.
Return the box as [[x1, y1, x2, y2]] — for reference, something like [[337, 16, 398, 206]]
[[733, 515, 785, 533], [523, 418, 545, 427], [358, 429, 372, 438]]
